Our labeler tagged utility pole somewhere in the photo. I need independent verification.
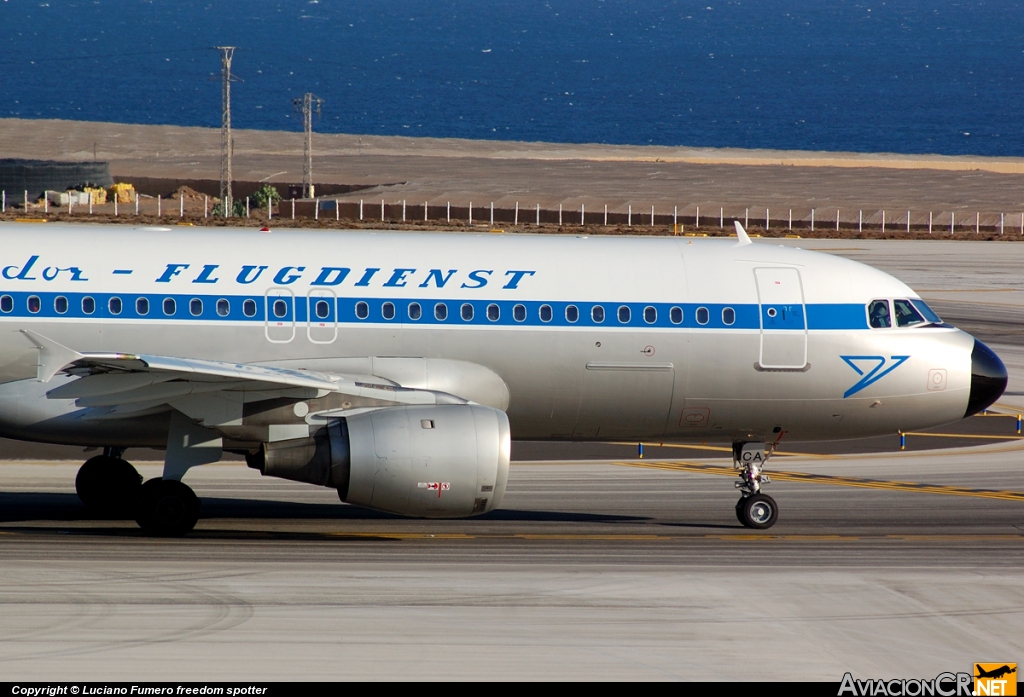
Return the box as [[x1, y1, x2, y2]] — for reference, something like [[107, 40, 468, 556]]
[[216, 46, 239, 216], [293, 93, 324, 199]]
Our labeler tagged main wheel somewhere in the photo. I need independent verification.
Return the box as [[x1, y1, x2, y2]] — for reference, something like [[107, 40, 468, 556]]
[[75, 455, 143, 518], [136, 478, 200, 537], [737, 493, 778, 530]]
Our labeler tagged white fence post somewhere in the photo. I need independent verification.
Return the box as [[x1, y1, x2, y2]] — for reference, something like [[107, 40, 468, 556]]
[[559, 204, 562, 226], [536, 203, 539, 225], [673, 205, 677, 228], [581, 204, 584, 225], [628, 205, 632, 227], [382, 199, 385, 222], [650, 205, 654, 227], [403, 200, 406, 222], [1000, 212, 1004, 235], [604, 204, 608, 226], [469, 202, 472, 225], [424, 202, 428, 221], [720, 207, 723, 229], [696, 206, 699, 228], [359, 199, 363, 220], [490, 202, 494, 226], [336, 199, 340, 221], [179, 195, 183, 218], [976, 212, 979, 235], [810, 208, 814, 232], [766, 208, 769, 230], [514, 202, 518, 226], [928, 211, 932, 234], [157, 194, 161, 217], [858, 210, 862, 232], [113, 195, 117, 217], [881, 210, 885, 234], [788, 209, 792, 230], [951, 212, 955, 235], [744, 208, 748, 229], [136, 193, 139, 215], [906, 210, 910, 233], [446, 201, 450, 223], [836, 209, 840, 231]]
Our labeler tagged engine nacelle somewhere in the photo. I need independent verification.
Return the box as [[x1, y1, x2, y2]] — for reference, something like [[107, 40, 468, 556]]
[[247, 404, 511, 518]]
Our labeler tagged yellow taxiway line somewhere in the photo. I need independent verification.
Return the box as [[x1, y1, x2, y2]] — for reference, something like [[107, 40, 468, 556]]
[[611, 459, 1024, 502]]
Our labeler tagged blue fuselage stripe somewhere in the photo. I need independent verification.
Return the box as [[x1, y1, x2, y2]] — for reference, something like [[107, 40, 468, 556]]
[[0, 291, 870, 330]]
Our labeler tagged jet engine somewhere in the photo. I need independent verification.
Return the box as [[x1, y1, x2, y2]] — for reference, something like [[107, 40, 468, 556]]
[[246, 404, 510, 518]]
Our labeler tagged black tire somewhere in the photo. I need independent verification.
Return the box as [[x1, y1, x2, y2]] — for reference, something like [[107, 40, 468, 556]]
[[75, 455, 143, 518], [737, 493, 778, 530], [136, 478, 200, 537]]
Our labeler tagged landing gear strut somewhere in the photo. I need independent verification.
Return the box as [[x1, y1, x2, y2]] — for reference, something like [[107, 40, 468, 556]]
[[75, 448, 142, 518], [733, 441, 779, 529]]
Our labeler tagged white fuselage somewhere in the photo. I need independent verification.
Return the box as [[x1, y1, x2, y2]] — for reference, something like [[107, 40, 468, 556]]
[[0, 223, 977, 449]]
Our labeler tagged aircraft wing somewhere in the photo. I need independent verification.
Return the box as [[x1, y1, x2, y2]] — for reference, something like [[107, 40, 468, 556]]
[[23, 330, 468, 426]]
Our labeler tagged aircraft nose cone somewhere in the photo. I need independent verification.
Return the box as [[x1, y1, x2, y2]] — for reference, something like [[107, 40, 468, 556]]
[[965, 339, 1007, 417]]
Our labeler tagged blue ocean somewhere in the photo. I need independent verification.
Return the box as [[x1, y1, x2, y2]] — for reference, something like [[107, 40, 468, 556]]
[[2, 0, 1022, 156]]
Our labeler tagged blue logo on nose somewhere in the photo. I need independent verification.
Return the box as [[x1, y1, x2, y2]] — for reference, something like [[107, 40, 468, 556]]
[[841, 355, 910, 398]]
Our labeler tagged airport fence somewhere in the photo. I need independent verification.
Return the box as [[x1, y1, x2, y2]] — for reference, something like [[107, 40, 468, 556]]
[[3, 189, 1024, 236]]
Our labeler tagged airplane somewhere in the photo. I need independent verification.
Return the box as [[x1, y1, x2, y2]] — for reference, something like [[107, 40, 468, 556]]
[[0, 220, 1006, 535], [976, 666, 1016, 680]]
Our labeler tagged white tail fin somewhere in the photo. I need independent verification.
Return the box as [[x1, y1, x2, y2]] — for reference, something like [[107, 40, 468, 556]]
[[734, 220, 752, 246]]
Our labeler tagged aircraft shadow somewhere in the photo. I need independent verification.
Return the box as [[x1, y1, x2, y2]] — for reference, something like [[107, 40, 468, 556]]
[[0, 492, 644, 526]]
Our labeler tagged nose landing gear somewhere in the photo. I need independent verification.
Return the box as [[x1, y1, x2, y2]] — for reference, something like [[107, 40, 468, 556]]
[[733, 441, 779, 529]]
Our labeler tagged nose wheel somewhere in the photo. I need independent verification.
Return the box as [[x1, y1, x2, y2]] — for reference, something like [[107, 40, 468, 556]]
[[736, 493, 778, 529]]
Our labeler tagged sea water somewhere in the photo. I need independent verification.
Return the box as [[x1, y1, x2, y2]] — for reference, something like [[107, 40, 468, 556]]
[[1, 0, 1021, 156]]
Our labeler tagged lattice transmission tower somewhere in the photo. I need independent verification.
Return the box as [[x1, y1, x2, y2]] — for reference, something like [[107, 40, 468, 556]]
[[293, 93, 324, 199], [216, 47, 240, 216]]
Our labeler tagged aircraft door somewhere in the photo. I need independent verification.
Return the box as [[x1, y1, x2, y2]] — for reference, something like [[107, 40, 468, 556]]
[[265, 288, 295, 343], [307, 290, 337, 344], [754, 267, 807, 369]]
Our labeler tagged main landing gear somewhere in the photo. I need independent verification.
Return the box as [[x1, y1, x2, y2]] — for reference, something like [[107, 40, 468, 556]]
[[75, 448, 200, 536], [733, 441, 779, 529], [75, 448, 142, 518]]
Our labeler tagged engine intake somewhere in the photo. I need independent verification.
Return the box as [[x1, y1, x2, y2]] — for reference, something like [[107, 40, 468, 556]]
[[247, 404, 510, 518]]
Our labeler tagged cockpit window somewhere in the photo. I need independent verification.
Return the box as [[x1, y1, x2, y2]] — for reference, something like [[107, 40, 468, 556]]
[[894, 299, 926, 327], [910, 299, 942, 324], [868, 299, 891, 328]]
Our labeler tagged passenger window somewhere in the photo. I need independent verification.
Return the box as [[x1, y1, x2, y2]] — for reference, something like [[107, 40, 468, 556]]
[[670, 306, 683, 324], [617, 306, 630, 323], [315, 300, 330, 319], [190, 299, 203, 316], [868, 299, 891, 328], [109, 297, 123, 315], [644, 306, 657, 324], [592, 305, 605, 323], [894, 299, 926, 327], [540, 304, 552, 322], [272, 299, 288, 318], [722, 307, 735, 326], [242, 299, 257, 317], [0, 295, 12, 313], [382, 302, 395, 320], [163, 298, 176, 316], [513, 304, 526, 322], [696, 307, 709, 325], [435, 303, 448, 321], [82, 296, 95, 315], [55, 296, 68, 314], [487, 303, 500, 321], [408, 302, 421, 320], [27, 296, 40, 314], [136, 297, 149, 315], [461, 303, 474, 321], [565, 305, 579, 323], [217, 299, 230, 316], [355, 301, 369, 320]]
